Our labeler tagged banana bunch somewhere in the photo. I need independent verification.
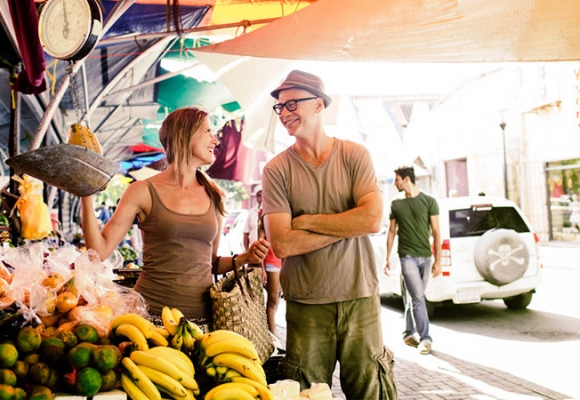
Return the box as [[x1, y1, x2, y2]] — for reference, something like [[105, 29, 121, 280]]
[[161, 306, 204, 353], [120, 346, 199, 400], [67, 122, 103, 155], [112, 312, 171, 350], [196, 330, 272, 399], [204, 379, 273, 400]]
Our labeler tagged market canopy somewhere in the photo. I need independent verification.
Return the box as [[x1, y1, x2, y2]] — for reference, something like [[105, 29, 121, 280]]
[[0, 0, 318, 166], [197, 0, 580, 62], [3, 0, 580, 169]]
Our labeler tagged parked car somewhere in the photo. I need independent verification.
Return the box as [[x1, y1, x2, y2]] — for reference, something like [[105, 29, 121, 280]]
[[376, 195, 542, 317]]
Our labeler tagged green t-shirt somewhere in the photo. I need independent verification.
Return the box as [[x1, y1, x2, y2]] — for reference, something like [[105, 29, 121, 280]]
[[389, 192, 439, 257]]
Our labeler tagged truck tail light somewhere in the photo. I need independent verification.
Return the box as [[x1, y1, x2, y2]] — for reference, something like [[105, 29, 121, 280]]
[[441, 239, 451, 275]]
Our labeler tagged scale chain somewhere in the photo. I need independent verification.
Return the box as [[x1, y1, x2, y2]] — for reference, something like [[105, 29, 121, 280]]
[[66, 61, 85, 126]]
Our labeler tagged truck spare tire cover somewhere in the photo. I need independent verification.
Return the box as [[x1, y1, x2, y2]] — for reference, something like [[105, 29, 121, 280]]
[[473, 229, 530, 286]]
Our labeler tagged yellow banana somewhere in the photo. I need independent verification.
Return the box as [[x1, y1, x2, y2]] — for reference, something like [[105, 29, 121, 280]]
[[205, 366, 217, 378], [154, 326, 171, 338], [204, 382, 258, 400], [162, 306, 179, 335], [171, 307, 185, 322], [137, 365, 188, 399], [186, 320, 205, 340], [170, 324, 184, 350], [182, 324, 194, 352], [204, 338, 259, 362], [68, 122, 102, 155], [201, 330, 252, 349], [130, 350, 185, 381], [130, 349, 198, 391], [224, 368, 242, 380], [121, 357, 162, 400], [212, 352, 268, 387], [215, 366, 228, 377], [112, 313, 154, 339], [147, 346, 195, 377], [149, 329, 170, 347], [120, 372, 150, 400], [184, 388, 197, 400], [116, 323, 149, 351], [230, 376, 274, 400]]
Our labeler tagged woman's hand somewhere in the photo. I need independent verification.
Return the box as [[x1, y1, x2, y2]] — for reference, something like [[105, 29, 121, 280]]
[[240, 238, 270, 265]]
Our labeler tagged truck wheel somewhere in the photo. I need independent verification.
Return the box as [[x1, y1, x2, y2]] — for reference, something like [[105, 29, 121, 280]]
[[503, 291, 534, 309], [474, 229, 530, 286]]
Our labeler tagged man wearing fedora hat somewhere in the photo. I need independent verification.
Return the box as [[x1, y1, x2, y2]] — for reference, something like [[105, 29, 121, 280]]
[[261, 70, 398, 399]]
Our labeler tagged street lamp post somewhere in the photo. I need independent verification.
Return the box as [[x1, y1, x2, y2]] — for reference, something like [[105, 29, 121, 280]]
[[500, 121, 508, 199]]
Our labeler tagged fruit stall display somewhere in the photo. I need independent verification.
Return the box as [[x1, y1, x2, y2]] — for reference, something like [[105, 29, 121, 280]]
[[0, 242, 341, 400], [0, 242, 276, 399]]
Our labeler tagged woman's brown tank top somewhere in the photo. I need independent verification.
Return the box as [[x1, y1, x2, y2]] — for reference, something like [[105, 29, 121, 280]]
[[134, 181, 218, 319]]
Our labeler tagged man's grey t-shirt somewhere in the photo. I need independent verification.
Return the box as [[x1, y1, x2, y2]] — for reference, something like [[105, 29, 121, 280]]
[[262, 139, 381, 304]]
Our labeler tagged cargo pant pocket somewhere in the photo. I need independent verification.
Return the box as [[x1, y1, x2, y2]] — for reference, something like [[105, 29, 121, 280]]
[[375, 346, 398, 399], [278, 356, 301, 382]]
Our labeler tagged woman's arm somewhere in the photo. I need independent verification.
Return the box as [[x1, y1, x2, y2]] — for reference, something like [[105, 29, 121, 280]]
[[81, 182, 146, 261]]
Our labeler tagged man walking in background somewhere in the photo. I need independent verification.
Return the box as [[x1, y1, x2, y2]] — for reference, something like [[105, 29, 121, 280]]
[[385, 166, 441, 355], [262, 70, 398, 399]]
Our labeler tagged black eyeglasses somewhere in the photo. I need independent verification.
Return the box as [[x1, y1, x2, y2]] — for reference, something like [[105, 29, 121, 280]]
[[272, 97, 318, 115]]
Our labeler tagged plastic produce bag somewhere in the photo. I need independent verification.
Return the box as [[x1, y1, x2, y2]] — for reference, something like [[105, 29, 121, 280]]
[[12, 174, 52, 240]]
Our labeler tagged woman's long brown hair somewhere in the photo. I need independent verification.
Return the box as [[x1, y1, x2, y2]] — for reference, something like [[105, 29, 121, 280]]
[[158, 107, 226, 216]]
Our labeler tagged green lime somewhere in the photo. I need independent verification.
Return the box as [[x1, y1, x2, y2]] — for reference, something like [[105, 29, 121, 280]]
[[22, 353, 40, 366], [0, 344, 18, 369], [0, 370, 16, 387], [55, 330, 78, 350], [74, 324, 99, 344], [28, 362, 50, 385], [100, 369, 117, 392], [67, 344, 93, 369], [13, 387, 25, 400], [90, 345, 120, 372], [74, 367, 102, 396], [12, 361, 27, 385], [14, 327, 41, 354], [27, 386, 52, 400], [0, 384, 15, 400]]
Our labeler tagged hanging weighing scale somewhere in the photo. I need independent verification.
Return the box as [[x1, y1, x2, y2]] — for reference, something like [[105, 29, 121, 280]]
[[7, 0, 118, 197]]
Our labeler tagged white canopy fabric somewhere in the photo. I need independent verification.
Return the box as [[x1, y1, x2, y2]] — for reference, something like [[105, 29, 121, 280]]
[[197, 0, 580, 62]]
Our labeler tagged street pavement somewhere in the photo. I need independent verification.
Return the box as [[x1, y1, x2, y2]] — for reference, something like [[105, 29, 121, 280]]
[[271, 242, 579, 400]]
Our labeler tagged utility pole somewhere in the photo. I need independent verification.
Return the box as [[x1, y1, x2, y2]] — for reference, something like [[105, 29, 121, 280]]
[[500, 121, 508, 199]]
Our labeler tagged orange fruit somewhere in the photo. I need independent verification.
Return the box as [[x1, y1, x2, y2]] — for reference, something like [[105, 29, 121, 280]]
[[42, 272, 64, 289], [56, 291, 78, 313], [0, 278, 8, 297], [38, 313, 60, 328]]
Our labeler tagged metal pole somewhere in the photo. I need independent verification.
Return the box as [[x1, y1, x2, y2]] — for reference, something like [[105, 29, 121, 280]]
[[500, 121, 508, 199]]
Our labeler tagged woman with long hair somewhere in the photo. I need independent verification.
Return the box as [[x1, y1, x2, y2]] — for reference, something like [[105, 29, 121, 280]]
[[81, 107, 270, 330]]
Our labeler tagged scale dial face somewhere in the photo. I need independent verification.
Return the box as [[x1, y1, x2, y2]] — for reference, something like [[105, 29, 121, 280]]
[[38, 0, 102, 60]]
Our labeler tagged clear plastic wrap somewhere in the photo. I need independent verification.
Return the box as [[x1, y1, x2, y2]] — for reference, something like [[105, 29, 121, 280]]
[[0, 241, 149, 337]]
